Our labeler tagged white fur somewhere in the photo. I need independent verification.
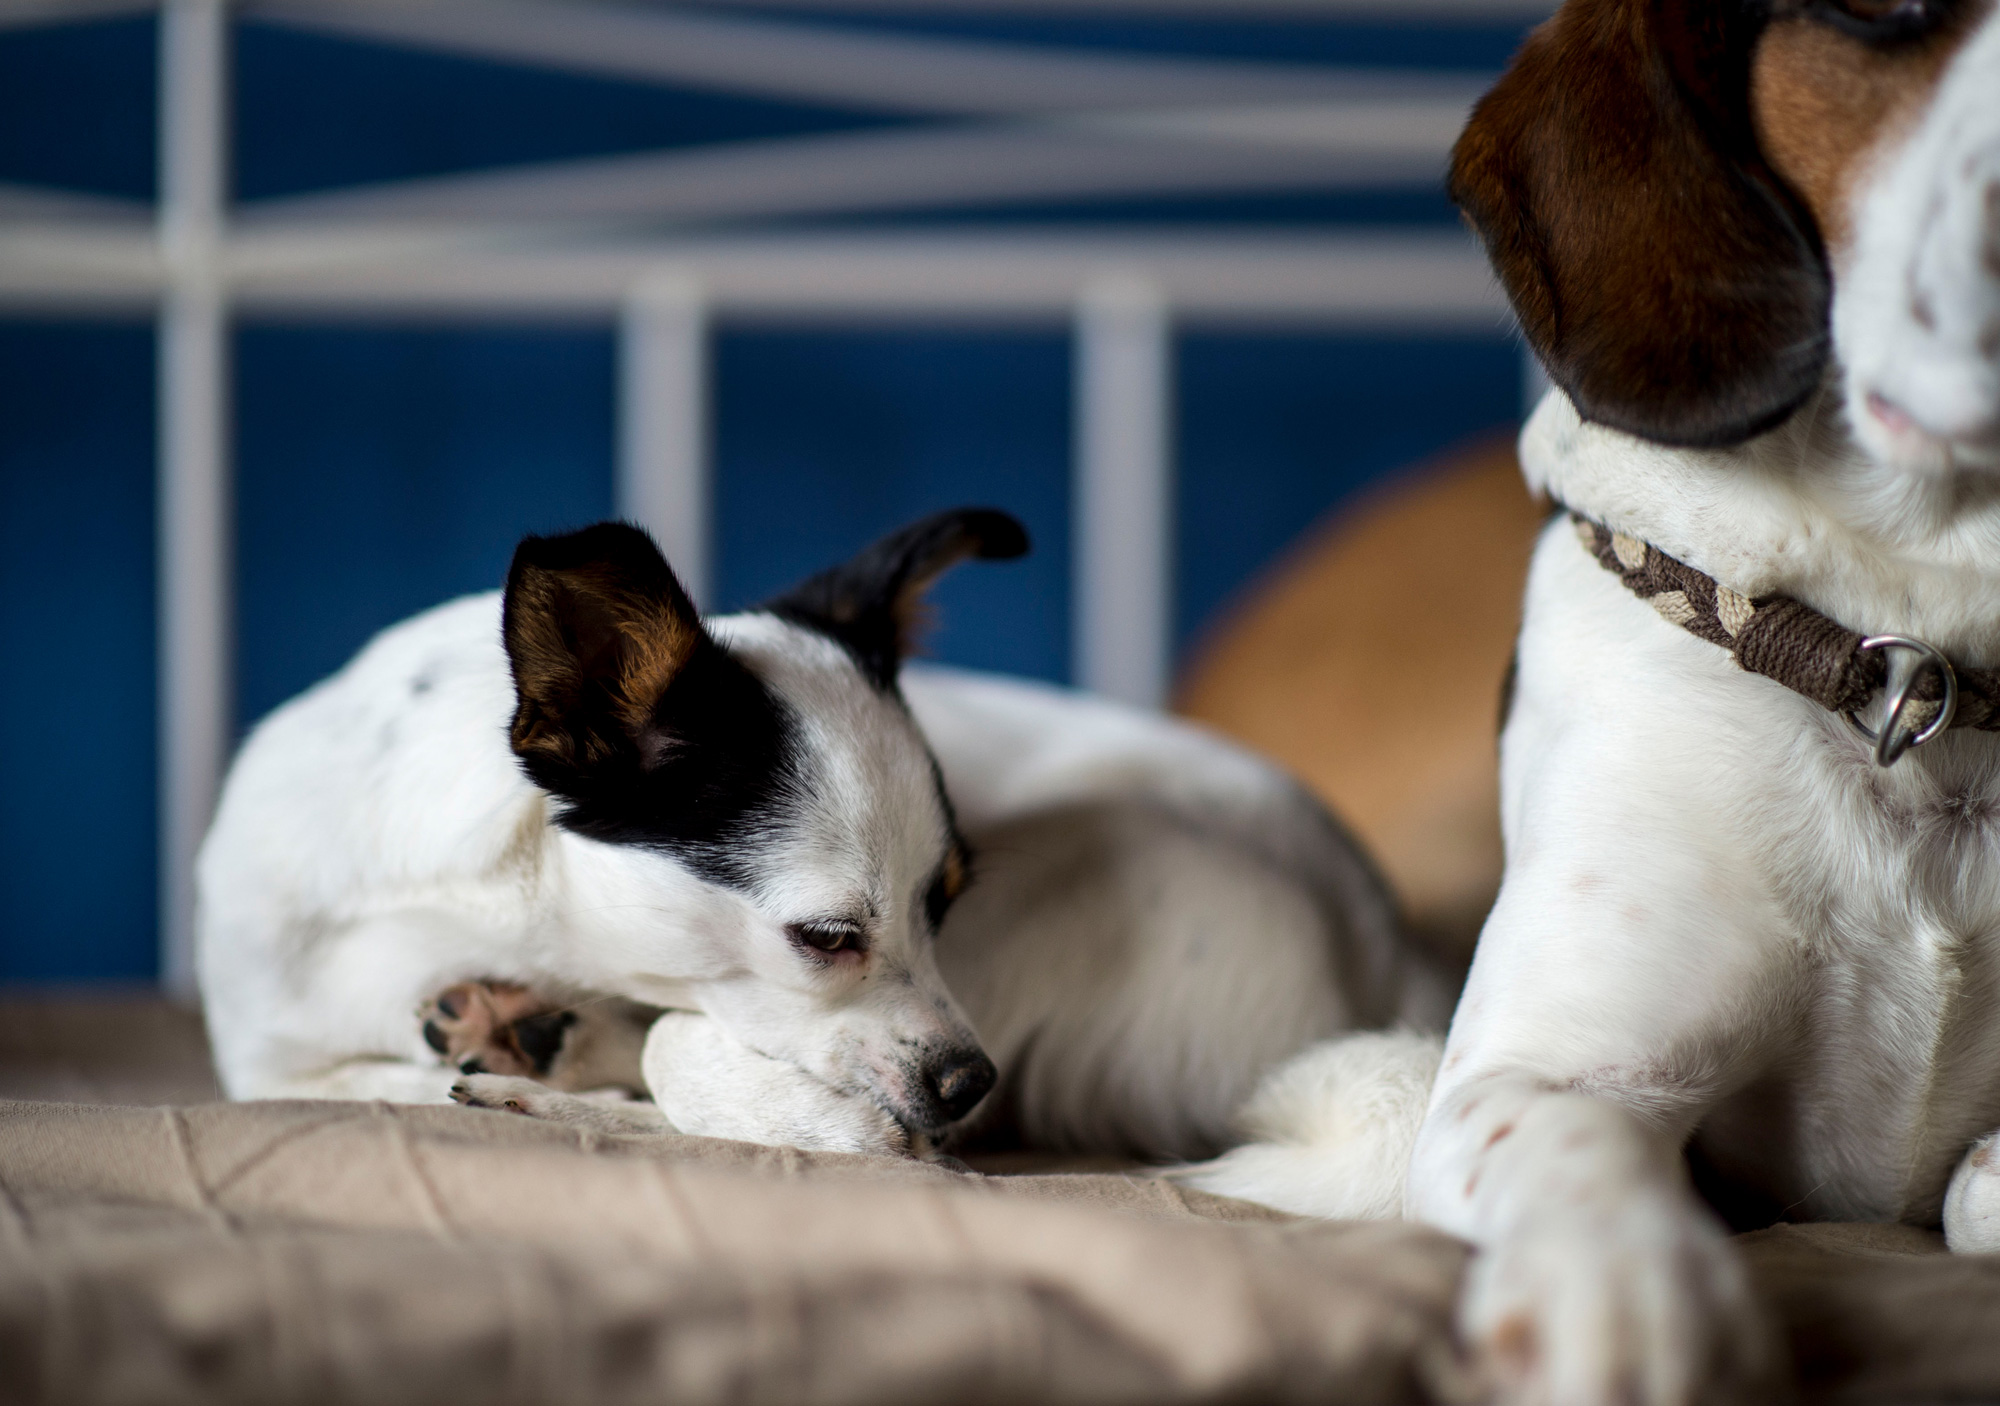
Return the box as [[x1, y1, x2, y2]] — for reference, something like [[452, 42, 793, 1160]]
[[453, 1012, 920, 1152], [198, 600, 1418, 1163], [908, 666, 1438, 1157], [198, 602, 987, 1132], [1168, 1030, 1439, 1219], [1206, 14, 2000, 1404]]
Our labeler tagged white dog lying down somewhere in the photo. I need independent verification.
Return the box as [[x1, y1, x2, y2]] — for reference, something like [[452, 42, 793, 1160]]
[[198, 509, 1451, 1169]]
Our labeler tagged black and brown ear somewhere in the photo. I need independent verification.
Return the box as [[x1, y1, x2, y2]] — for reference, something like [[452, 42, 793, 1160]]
[[1449, 0, 1830, 448], [765, 508, 1029, 689], [501, 522, 705, 790]]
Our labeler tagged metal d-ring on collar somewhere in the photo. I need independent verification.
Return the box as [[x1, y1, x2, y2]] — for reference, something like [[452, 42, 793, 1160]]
[[1847, 635, 1959, 768]]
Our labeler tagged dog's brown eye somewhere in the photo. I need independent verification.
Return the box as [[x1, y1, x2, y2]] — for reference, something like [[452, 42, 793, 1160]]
[[789, 922, 864, 956]]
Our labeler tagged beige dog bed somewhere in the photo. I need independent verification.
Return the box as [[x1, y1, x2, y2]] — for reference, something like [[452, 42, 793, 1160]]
[[4, 995, 2000, 1405]]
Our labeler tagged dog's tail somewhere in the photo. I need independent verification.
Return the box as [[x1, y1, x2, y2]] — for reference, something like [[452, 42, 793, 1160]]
[[1162, 1029, 1442, 1220]]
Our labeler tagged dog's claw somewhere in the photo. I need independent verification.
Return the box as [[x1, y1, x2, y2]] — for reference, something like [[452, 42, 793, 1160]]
[[453, 1074, 545, 1116]]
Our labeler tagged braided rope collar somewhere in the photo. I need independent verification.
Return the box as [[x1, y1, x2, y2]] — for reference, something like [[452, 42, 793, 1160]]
[[1569, 513, 2000, 764]]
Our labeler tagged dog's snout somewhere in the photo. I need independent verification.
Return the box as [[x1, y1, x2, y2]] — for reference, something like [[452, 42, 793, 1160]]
[[926, 1049, 997, 1124]]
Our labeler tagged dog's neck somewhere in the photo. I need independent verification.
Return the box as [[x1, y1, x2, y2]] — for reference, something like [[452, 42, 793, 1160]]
[[1522, 387, 2000, 666]]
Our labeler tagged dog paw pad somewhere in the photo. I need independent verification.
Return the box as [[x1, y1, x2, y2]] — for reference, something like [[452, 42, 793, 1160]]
[[419, 981, 574, 1078]]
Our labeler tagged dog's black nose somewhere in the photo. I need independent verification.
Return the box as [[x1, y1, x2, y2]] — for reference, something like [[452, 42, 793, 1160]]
[[927, 1050, 997, 1123]]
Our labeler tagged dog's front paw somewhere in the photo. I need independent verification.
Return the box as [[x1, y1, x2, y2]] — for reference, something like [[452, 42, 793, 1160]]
[[643, 1012, 911, 1157], [450, 1072, 552, 1115], [1465, 1198, 1782, 1406], [421, 981, 575, 1078], [1945, 1132, 2000, 1252]]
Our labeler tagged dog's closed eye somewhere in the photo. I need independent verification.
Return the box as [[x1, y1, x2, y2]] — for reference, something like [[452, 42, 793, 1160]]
[[788, 921, 868, 958], [1807, 0, 1954, 43]]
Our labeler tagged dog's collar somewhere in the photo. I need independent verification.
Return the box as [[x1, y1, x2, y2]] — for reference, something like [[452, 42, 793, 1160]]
[[1569, 512, 2000, 765]]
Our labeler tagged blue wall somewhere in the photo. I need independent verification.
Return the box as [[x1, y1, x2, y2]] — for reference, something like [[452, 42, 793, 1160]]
[[235, 325, 617, 725], [0, 16, 154, 199], [0, 323, 158, 982], [1177, 333, 1522, 650], [0, 9, 1528, 983], [714, 329, 1073, 683]]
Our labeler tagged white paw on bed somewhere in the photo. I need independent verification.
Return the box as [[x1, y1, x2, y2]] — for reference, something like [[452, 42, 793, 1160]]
[[1165, 1029, 1440, 1219], [642, 1011, 912, 1157]]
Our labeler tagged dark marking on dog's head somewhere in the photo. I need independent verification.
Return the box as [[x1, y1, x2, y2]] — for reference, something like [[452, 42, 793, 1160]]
[[923, 837, 972, 934], [764, 508, 1029, 690], [501, 522, 800, 887], [505, 522, 704, 776], [1451, 0, 1833, 447]]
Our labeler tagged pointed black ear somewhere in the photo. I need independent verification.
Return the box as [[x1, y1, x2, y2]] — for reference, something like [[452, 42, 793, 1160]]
[[1449, 0, 1829, 447], [765, 508, 1029, 689], [501, 522, 706, 792]]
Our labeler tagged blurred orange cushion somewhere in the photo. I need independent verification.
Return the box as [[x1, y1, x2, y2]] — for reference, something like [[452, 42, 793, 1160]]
[[1175, 436, 1543, 960]]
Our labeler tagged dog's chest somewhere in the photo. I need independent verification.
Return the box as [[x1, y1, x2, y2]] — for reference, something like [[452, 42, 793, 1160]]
[[1759, 733, 2000, 1222]]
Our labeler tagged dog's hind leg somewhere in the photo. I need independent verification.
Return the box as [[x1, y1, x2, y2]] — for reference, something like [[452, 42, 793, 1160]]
[[937, 800, 1374, 1161], [1163, 1030, 1440, 1218]]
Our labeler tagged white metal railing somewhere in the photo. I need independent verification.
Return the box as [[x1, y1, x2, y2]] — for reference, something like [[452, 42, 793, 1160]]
[[618, 273, 712, 607], [0, 0, 1538, 992], [1074, 276, 1173, 704], [157, 0, 231, 999]]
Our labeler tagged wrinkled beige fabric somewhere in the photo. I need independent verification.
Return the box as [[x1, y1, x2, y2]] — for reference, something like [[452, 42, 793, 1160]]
[[4, 1000, 2000, 1405], [0, 1099, 1476, 1406]]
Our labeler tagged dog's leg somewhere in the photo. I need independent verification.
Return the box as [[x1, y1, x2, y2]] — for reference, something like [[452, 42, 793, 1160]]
[[453, 1011, 914, 1156], [1396, 524, 1814, 1406], [936, 801, 1369, 1160], [1944, 1133, 2000, 1251], [1410, 852, 1795, 1406], [1164, 1030, 1441, 1218], [451, 1075, 672, 1134]]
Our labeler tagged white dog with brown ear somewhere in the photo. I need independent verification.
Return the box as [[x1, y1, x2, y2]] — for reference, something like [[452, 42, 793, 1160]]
[[198, 509, 1443, 1164], [1185, 1, 2000, 1403]]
